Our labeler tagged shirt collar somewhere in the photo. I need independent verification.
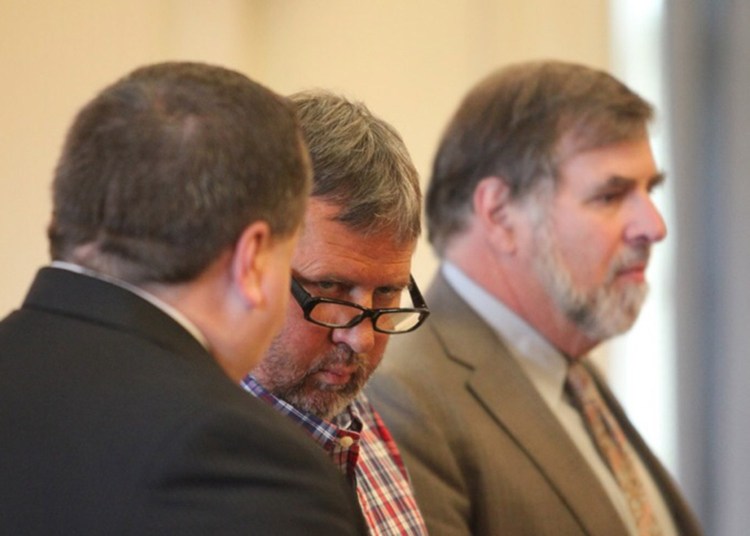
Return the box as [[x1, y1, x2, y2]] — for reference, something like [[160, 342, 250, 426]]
[[442, 261, 569, 410], [241, 374, 363, 447]]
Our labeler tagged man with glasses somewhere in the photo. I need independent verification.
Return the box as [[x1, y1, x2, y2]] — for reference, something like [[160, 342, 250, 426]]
[[241, 90, 429, 536]]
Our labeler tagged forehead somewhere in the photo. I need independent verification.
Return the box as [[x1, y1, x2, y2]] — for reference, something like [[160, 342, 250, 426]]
[[294, 199, 415, 284]]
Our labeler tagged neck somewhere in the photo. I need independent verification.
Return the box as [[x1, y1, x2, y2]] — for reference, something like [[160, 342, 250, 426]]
[[445, 247, 600, 359]]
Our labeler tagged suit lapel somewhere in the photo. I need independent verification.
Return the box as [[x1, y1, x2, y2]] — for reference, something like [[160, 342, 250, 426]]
[[427, 273, 630, 536]]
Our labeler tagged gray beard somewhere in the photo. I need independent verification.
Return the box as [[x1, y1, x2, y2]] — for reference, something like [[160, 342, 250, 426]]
[[531, 215, 649, 341], [254, 342, 368, 421]]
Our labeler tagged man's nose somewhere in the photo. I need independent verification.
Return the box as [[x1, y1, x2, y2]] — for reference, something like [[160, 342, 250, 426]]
[[627, 194, 667, 245], [331, 318, 377, 354]]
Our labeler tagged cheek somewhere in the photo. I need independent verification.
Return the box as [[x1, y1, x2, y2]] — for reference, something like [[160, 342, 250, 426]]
[[269, 295, 289, 336], [574, 243, 622, 290], [367, 335, 391, 371], [276, 314, 332, 362], [553, 218, 615, 281]]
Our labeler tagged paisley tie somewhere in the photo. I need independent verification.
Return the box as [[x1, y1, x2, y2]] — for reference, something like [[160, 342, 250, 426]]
[[566, 361, 661, 536]]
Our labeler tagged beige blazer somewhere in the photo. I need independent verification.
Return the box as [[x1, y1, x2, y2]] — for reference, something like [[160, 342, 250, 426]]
[[367, 270, 702, 536]]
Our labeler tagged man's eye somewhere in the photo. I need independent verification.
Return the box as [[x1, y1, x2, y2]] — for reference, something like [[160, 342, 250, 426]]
[[312, 281, 346, 298], [374, 287, 404, 307], [596, 190, 625, 204], [376, 287, 401, 298]]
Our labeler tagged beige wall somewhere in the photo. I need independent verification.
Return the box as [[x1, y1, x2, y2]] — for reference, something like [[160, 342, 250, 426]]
[[0, 0, 610, 317]]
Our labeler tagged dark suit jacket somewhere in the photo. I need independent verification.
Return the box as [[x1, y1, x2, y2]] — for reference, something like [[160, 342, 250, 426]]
[[367, 270, 702, 536], [0, 267, 366, 535]]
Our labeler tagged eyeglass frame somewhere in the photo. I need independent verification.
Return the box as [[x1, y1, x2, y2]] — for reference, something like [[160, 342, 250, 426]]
[[290, 275, 430, 334]]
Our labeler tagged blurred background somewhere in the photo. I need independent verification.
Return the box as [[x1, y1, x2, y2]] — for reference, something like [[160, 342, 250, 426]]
[[1, 1, 747, 533]]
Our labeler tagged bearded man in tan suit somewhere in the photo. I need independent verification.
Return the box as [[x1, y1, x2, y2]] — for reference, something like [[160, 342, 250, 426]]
[[368, 61, 702, 536]]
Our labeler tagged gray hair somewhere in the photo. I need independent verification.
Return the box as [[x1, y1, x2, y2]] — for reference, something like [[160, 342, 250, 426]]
[[290, 90, 421, 245]]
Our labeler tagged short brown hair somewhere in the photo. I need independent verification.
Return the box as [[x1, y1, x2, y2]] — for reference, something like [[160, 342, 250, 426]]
[[48, 62, 310, 284], [427, 60, 653, 255]]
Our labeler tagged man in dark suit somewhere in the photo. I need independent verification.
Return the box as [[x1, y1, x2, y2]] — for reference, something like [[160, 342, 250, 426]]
[[368, 61, 703, 535], [0, 62, 365, 535]]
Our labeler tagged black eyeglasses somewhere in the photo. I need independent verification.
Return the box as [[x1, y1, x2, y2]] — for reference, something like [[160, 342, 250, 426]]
[[290, 276, 430, 334]]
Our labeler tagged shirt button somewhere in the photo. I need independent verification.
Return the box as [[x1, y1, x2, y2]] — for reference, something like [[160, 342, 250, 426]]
[[339, 436, 354, 448]]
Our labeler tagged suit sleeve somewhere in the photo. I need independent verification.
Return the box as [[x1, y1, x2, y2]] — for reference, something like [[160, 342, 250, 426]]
[[129, 406, 367, 536]]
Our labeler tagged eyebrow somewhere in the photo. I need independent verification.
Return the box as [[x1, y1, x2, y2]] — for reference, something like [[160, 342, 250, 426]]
[[601, 172, 666, 190], [648, 172, 667, 189], [295, 273, 411, 291]]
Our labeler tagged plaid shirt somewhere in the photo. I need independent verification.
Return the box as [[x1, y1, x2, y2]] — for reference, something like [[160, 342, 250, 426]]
[[242, 375, 428, 536]]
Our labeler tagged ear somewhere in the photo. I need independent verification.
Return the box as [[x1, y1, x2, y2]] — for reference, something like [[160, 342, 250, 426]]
[[473, 176, 517, 252], [230, 221, 273, 309]]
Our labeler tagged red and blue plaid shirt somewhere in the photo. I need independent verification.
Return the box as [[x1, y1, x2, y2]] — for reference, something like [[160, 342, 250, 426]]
[[242, 375, 428, 536]]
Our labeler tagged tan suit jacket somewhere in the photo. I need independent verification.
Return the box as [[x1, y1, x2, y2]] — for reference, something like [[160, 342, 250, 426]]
[[367, 270, 702, 535]]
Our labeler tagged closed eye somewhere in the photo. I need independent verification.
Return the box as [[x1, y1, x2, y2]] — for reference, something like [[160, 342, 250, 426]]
[[597, 190, 626, 203], [588, 175, 636, 206]]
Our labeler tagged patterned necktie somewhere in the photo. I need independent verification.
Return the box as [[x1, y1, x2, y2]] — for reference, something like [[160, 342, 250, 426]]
[[566, 361, 661, 536]]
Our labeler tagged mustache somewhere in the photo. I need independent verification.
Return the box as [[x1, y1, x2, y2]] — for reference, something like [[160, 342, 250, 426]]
[[610, 245, 651, 277], [308, 345, 366, 374]]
